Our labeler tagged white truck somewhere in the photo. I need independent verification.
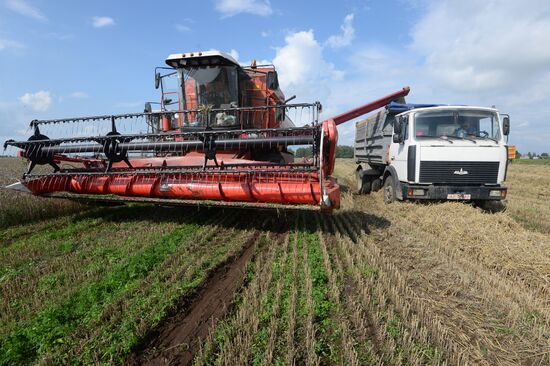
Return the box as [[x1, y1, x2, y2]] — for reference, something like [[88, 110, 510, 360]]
[[354, 102, 510, 205]]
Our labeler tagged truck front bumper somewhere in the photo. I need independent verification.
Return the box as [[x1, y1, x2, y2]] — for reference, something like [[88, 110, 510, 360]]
[[401, 183, 507, 201]]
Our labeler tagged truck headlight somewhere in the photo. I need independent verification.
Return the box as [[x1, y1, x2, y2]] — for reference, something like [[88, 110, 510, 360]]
[[408, 188, 425, 196], [489, 190, 502, 197]]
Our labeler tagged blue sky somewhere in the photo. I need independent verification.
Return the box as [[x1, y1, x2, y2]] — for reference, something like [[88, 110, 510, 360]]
[[1, 0, 549, 153]]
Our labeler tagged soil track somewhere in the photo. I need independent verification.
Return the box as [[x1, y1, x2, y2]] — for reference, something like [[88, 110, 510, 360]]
[[128, 231, 260, 365]]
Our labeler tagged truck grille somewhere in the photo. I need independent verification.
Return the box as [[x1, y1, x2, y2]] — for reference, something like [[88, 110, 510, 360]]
[[419, 161, 499, 184]]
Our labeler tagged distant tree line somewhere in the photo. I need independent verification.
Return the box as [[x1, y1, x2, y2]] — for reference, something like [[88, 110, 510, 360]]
[[516, 151, 549, 159], [292, 145, 354, 158]]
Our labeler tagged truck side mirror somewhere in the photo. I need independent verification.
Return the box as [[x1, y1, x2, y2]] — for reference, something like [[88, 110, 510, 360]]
[[503, 116, 510, 136], [155, 72, 161, 89], [393, 119, 402, 135], [267, 71, 279, 90]]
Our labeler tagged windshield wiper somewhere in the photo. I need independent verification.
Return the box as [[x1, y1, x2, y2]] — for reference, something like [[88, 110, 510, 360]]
[[447, 135, 476, 144], [477, 135, 499, 144], [420, 135, 454, 143]]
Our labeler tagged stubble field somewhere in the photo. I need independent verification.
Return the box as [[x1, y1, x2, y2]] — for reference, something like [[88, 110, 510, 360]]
[[1, 157, 549, 365]]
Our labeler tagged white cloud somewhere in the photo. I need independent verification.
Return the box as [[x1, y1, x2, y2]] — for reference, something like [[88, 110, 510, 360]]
[[411, 0, 550, 92], [69, 91, 89, 99], [214, 0, 272, 17], [19, 91, 52, 112], [273, 30, 343, 92], [92, 16, 115, 28], [326, 14, 355, 48], [269, 30, 349, 127], [0, 38, 25, 51], [5, 0, 47, 21], [175, 24, 191, 32], [409, 0, 550, 153]]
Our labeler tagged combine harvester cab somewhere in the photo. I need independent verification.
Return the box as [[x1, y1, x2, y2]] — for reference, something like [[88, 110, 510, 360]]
[[4, 51, 409, 211]]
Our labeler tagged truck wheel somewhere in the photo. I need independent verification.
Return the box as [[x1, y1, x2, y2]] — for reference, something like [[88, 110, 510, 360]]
[[356, 174, 371, 194], [383, 176, 396, 204], [371, 178, 382, 192], [361, 178, 372, 194], [356, 170, 363, 194]]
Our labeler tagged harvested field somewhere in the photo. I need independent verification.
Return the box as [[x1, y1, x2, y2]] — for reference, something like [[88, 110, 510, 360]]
[[1, 157, 549, 365], [0, 157, 83, 228]]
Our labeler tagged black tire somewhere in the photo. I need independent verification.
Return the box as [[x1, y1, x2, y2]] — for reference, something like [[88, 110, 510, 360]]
[[361, 178, 372, 194], [383, 176, 396, 204], [371, 178, 382, 192], [356, 170, 372, 195], [356, 170, 364, 194], [474, 200, 505, 213]]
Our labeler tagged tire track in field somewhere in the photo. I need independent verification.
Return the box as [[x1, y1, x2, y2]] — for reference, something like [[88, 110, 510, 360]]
[[129, 231, 261, 366], [59, 211, 239, 364], [195, 230, 285, 365]]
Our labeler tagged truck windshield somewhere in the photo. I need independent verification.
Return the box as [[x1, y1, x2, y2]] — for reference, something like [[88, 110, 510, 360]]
[[180, 65, 239, 128], [414, 109, 501, 141]]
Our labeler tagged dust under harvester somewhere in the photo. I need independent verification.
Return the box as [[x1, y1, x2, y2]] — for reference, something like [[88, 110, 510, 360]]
[[4, 51, 409, 211]]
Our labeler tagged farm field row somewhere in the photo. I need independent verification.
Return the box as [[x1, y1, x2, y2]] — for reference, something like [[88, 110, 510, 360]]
[[0, 158, 549, 365]]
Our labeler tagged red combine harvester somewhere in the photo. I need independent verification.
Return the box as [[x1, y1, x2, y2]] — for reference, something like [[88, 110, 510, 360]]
[[4, 51, 409, 211]]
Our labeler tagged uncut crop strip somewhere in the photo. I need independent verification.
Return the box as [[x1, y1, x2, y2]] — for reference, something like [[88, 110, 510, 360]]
[[0, 207, 241, 365]]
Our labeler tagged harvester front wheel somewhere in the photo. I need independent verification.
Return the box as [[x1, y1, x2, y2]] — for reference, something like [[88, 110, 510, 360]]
[[383, 176, 396, 204]]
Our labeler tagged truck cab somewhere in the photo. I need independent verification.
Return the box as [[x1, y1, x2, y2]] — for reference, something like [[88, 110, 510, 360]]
[[355, 103, 511, 204]]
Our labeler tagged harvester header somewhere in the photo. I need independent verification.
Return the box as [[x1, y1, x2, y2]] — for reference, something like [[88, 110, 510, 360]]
[[4, 50, 409, 211]]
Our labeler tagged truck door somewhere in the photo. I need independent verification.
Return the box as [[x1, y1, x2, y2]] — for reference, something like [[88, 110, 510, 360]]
[[390, 115, 411, 183]]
